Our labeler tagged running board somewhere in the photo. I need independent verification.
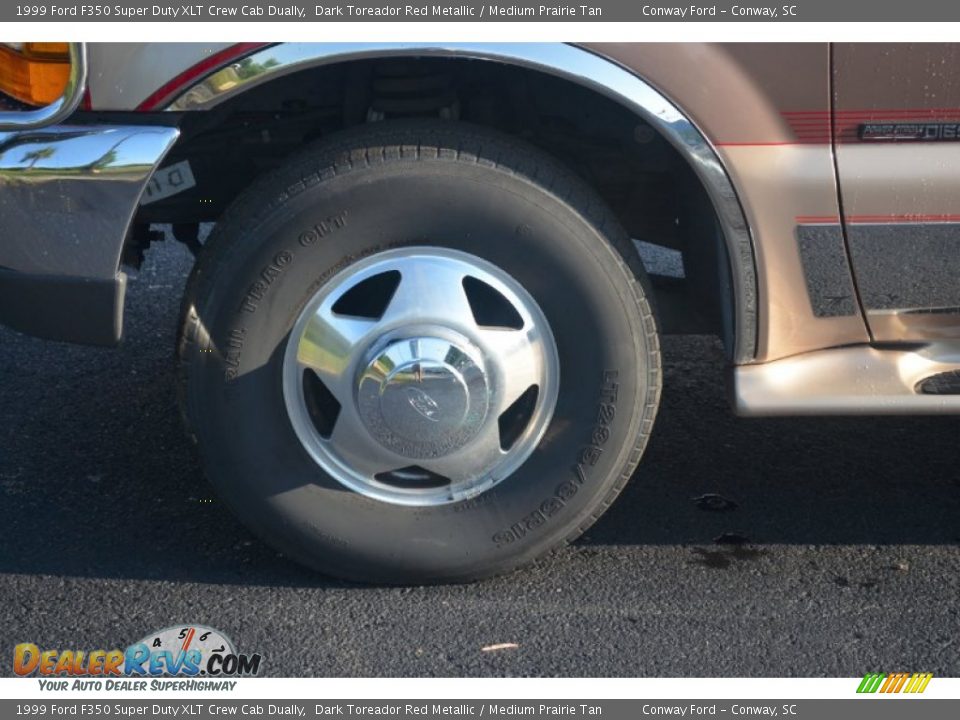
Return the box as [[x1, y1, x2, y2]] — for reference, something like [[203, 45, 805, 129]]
[[733, 343, 960, 416]]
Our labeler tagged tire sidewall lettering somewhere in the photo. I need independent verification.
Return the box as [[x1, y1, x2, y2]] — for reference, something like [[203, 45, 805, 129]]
[[492, 369, 620, 547]]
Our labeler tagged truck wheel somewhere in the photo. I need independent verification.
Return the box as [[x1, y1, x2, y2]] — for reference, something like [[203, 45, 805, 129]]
[[178, 122, 661, 583]]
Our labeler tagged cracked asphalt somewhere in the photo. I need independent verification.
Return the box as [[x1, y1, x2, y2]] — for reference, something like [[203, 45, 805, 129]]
[[1, 235, 958, 677]]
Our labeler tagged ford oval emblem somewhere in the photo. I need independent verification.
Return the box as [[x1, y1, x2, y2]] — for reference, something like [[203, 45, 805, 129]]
[[406, 386, 441, 421]]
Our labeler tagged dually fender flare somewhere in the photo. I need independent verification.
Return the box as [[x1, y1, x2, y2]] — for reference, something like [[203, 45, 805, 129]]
[[159, 42, 759, 363]]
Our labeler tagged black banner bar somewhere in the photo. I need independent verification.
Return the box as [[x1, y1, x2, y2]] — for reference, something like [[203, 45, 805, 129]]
[[5, 0, 960, 22]]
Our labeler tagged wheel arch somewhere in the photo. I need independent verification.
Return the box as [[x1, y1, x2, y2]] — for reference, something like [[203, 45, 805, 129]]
[[143, 42, 758, 363]]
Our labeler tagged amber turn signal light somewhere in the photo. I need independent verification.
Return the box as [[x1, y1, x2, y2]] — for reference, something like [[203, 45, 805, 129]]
[[0, 42, 71, 106]]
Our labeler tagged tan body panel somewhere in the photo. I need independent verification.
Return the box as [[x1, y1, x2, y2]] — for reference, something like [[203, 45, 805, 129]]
[[86, 43, 233, 109], [586, 44, 868, 360], [833, 44, 960, 343], [720, 144, 867, 357], [584, 43, 828, 146]]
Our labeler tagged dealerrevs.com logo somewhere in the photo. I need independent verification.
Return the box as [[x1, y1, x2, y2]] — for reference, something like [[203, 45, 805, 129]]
[[14, 625, 262, 685]]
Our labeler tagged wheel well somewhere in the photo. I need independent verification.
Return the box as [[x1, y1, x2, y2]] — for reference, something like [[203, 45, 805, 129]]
[[134, 56, 736, 355]]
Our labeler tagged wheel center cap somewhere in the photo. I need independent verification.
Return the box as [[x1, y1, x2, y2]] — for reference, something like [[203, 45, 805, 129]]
[[383, 360, 467, 431], [356, 335, 489, 459]]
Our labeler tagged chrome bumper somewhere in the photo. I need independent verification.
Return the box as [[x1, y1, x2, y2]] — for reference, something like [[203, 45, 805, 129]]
[[0, 123, 179, 345]]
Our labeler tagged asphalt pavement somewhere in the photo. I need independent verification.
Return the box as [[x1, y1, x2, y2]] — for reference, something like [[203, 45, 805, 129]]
[[1, 235, 958, 677]]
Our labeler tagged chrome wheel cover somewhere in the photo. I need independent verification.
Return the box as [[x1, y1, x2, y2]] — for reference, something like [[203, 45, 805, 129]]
[[282, 247, 560, 506]]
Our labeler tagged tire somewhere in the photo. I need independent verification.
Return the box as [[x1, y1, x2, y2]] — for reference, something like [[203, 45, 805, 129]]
[[178, 121, 661, 584]]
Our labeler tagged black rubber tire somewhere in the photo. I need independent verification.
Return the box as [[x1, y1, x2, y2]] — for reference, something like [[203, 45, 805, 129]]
[[177, 121, 661, 584]]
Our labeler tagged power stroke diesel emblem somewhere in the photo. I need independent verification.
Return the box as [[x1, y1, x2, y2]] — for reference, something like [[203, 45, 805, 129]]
[[860, 123, 960, 141]]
